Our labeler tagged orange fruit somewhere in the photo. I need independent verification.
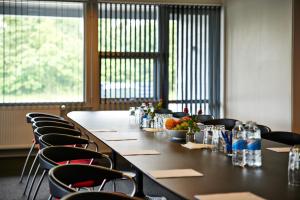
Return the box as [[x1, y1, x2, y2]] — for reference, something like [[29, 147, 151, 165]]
[[165, 118, 177, 130]]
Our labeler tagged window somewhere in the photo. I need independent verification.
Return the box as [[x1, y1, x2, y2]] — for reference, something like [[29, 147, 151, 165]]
[[98, 3, 159, 103], [168, 6, 221, 117], [0, 0, 84, 103], [98, 3, 221, 116]]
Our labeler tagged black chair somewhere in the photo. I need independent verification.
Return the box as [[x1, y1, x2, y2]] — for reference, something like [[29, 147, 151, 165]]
[[30, 146, 112, 200], [262, 131, 300, 145], [20, 113, 66, 182], [257, 124, 272, 135], [26, 134, 98, 200], [172, 112, 188, 118], [31, 117, 73, 125], [32, 121, 75, 130], [48, 164, 136, 199], [21, 121, 76, 183], [23, 127, 83, 197], [26, 112, 64, 123], [155, 108, 173, 114], [194, 114, 214, 123], [61, 191, 140, 200], [202, 118, 238, 130]]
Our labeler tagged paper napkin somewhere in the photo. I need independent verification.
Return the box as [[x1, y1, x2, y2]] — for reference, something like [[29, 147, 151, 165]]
[[266, 147, 291, 153], [149, 169, 203, 179], [89, 129, 117, 132], [195, 192, 266, 200], [120, 149, 160, 156], [182, 142, 214, 149]]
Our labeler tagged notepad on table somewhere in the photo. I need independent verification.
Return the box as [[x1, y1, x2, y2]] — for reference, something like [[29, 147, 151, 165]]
[[89, 129, 117, 132], [120, 149, 160, 156], [149, 169, 203, 179], [266, 147, 291, 153], [101, 135, 138, 141], [143, 128, 164, 133], [182, 142, 214, 149], [195, 192, 266, 200]]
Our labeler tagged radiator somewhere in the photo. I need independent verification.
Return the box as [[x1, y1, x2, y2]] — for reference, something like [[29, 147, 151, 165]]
[[0, 106, 60, 150]]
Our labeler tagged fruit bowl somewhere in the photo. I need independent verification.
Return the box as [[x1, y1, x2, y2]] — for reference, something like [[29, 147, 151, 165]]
[[165, 129, 188, 140]]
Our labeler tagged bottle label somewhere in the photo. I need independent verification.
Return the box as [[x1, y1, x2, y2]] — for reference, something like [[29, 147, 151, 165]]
[[247, 139, 261, 150], [232, 140, 247, 151]]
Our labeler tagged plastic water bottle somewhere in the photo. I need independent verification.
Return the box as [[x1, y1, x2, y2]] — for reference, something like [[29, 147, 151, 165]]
[[246, 122, 262, 167], [232, 121, 247, 167]]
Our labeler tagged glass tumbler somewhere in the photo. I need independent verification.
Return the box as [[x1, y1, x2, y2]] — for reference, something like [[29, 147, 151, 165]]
[[203, 125, 214, 145], [288, 145, 300, 186]]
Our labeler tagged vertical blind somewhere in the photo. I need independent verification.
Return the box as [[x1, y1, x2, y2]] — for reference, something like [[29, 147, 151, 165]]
[[99, 3, 221, 116], [98, 3, 160, 108], [168, 5, 221, 117], [0, 0, 84, 104]]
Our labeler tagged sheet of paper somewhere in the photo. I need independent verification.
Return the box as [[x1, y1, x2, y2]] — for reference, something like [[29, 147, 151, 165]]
[[266, 147, 291, 153], [195, 192, 266, 200], [89, 129, 117, 132], [120, 149, 160, 156], [143, 128, 164, 132], [102, 135, 138, 141], [182, 142, 214, 149], [149, 169, 203, 179]]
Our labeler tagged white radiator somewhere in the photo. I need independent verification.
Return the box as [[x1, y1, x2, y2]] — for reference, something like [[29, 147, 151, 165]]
[[0, 107, 60, 150]]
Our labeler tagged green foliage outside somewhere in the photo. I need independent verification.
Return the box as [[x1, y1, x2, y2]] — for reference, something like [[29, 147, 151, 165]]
[[0, 14, 84, 103]]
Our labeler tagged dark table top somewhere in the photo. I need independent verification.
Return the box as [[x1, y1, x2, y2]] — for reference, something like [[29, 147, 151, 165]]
[[67, 111, 300, 200]]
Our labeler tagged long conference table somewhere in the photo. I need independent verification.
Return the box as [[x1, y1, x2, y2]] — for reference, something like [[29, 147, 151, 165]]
[[68, 111, 300, 200]]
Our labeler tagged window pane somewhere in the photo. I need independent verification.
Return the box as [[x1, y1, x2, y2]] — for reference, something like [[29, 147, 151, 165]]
[[168, 6, 221, 116], [0, 1, 84, 103], [98, 3, 159, 102], [100, 58, 154, 99]]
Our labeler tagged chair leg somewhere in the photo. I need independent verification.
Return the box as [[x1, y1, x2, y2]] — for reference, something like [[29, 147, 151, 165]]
[[26, 164, 40, 199], [19, 143, 35, 183], [31, 170, 46, 200], [23, 154, 38, 195]]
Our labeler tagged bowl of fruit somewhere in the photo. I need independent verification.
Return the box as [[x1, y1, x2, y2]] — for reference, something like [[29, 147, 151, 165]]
[[164, 117, 191, 140]]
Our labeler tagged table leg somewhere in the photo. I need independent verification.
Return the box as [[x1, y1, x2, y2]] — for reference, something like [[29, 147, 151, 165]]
[[135, 169, 145, 197], [112, 151, 117, 169]]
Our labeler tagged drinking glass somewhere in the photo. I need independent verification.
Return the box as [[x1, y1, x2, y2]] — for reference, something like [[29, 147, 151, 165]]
[[288, 145, 300, 186], [129, 107, 136, 124], [203, 125, 214, 145]]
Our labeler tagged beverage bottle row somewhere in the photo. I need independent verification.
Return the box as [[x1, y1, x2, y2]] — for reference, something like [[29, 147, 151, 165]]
[[232, 121, 262, 167]]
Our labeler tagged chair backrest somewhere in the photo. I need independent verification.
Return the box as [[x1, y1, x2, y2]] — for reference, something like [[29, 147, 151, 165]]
[[34, 126, 81, 145], [31, 117, 72, 125], [39, 134, 89, 149], [262, 131, 300, 145], [48, 164, 136, 198], [257, 124, 271, 135], [39, 146, 112, 171], [172, 112, 188, 118], [202, 118, 238, 130], [32, 121, 74, 130], [61, 191, 140, 200], [194, 114, 214, 123], [155, 109, 173, 114], [26, 112, 63, 123]]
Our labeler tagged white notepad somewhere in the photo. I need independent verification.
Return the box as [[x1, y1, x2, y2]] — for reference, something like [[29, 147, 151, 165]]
[[89, 129, 117, 132], [266, 147, 291, 153], [182, 142, 214, 149], [149, 169, 203, 179], [195, 192, 266, 200], [102, 135, 138, 141], [143, 128, 164, 132], [120, 149, 160, 156]]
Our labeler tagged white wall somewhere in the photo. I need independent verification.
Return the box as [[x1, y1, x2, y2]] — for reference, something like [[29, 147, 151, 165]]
[[225, 0, 293, 131]]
